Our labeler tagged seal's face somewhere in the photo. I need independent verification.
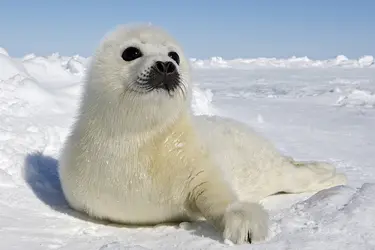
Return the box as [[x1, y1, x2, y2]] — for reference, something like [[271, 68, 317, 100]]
[[91, 24, 191, 101], [86, 25, 192, 132], [121, 45, 183, 95]]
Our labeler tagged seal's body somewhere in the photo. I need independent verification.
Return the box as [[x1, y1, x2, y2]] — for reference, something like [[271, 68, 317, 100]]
[[194, 115, 347, 202], [59, 24, 347, 244]]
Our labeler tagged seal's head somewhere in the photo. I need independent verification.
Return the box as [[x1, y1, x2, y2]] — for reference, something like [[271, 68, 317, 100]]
[[84, 24, 192, 132]]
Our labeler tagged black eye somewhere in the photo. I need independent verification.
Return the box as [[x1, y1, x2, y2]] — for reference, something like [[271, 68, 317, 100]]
[[121, 46, 143, 61], [168, 51, 180, 65]]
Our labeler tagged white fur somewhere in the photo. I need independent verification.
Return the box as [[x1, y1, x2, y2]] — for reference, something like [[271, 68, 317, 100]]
[[193, 115, 347, 203], [58, 24, 347, 245]]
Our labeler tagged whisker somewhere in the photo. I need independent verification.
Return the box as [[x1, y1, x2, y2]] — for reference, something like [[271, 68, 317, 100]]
[[123, 67, 187, 98]]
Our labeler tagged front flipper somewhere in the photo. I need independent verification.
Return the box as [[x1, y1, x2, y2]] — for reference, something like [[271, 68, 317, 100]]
[[187, 167, 269, 244]]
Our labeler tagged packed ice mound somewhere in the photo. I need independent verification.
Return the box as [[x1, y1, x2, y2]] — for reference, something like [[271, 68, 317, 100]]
[[0, 52, 83, 114], [335, 89, 375, 108], [190, 57, 231, 68], [0, 52, 29, 81], [191, 55, 374, 69], [191, 87, 216, 115], [0, 47, 10, 56], [358, 56, 374, 67], [64, 56, 86, 75], [21, 53, 87, 82]]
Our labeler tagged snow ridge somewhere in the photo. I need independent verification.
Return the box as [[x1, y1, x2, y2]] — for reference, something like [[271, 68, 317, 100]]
[[191, 55, 374, 69], [2, 47, 374, 71]]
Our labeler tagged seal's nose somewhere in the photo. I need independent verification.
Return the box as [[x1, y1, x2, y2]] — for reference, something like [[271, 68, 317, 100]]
[[155, 61, 176, 75]]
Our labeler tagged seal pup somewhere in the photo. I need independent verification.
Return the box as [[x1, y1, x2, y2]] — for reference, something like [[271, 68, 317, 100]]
[[58, 23, 347, 244]]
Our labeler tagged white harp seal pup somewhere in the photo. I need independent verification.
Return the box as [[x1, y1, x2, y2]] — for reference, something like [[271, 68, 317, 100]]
[[58, 24, 347, 244]]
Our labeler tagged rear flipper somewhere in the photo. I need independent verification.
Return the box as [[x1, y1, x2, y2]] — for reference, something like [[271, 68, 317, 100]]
[[280, 157, 348, 194]]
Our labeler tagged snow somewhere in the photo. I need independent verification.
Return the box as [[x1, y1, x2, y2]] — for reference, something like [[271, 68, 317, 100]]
[[0, 50, 374, 250]]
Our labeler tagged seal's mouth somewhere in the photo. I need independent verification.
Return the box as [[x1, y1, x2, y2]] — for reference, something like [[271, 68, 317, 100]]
[[136, 62, 184, 96]]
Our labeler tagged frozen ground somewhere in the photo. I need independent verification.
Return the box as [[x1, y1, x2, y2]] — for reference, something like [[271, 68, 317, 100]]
[[0, 48, 374, 249]]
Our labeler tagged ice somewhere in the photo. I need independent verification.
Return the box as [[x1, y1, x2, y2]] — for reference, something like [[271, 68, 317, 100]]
[[191, 54, 374, 69], [0, 53, 28, 81], [0, 47, 10, 56], [191, 87, 216, 115], [0, 51, 374, 249], [335, 89, 375, 108]]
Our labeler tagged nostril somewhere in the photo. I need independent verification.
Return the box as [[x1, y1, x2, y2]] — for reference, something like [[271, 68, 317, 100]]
[[165, 62, 176, 74], [155, 61, 166, 73], [155, 61, 176, 75]]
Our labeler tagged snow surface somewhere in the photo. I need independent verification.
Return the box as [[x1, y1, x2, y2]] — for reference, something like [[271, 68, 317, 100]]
[[0, 48, 374, 249]]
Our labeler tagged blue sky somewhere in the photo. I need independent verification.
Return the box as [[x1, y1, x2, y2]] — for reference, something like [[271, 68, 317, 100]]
[[0, 1, 374, 59]]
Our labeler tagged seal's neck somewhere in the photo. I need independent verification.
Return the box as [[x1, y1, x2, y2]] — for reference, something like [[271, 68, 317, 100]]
[[77, 87, 190, 137]]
